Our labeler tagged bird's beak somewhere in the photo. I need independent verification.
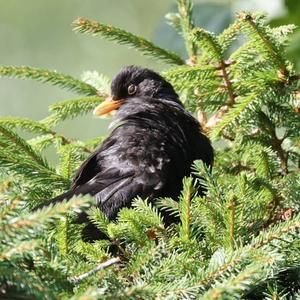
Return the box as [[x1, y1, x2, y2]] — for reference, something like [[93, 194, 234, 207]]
[[93, 97, 125, 117]]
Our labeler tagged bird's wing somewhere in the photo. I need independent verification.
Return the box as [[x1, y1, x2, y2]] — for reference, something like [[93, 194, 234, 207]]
[[72, 167, 134, 197], [71, 162, 166, 219], [34, 166, 136, 215], [71, 151, 101, 189]]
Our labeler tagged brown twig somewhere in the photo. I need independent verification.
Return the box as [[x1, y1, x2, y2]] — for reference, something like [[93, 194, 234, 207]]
[[272, 138, 288, 176], [259, 111, 288, 175], [202, 60, 236, 133], [228, 197, 237, 249], [219, 60, 236, 106]]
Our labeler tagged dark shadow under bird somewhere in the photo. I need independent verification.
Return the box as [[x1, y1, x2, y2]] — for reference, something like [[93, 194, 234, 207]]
[[36, 66, 213, 239]]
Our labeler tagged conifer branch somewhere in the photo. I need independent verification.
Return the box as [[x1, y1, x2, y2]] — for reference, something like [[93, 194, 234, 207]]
[[179, 178, 194, 241], [164, 65, 215, 86], [0, 125, 47, 167], [252, 216, 300, 249], [191, 28, 223, 62], [258, 150, 272, 179], [204, 61, 236, 133], [210, 90, 262, 139], [72, 17, 185, 65], [87, 207, 110, 235], [0, 116, 93, 154], [191, 29, 237, 131], [43, 96, 104, 126], [258, 111, 288, 175], [49, 130, 93, 154], [28, 134, 57, 152], [1, 240, 41, 260], [0, 125, 71, 190], [198, 260, 271, 300], [0, 66, 99, 96], [228, 197, 236, 249], [0, 198, 21, 221], [0, 117, 53, 135], [58, 145, 81, 179], [178, 210, 300, 295], [0, 149, 70, 189], [0, 268, 55, 299], [196, 254, 243, 288], [237, 12, 288, 77], [0, 117, 91, 151], [54, 134, 93, 154], [176, 0, 197, 62], [156, 198, 180, 217], [216, 61, 236, 106], [217, 20, 241, 52], [3, 197, 90, 238]]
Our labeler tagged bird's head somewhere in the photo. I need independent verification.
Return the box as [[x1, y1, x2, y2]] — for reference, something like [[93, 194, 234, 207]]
[[93, 66, 181, 117]]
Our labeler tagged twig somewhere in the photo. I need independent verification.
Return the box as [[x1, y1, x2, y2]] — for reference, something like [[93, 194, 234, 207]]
[[48, 129, 93, 154], [264, 194, 285, 228], [218, 60, 236, 106], [112, 239, 130, 260], [69, 257, 120, 283], [259, 111, 288, 175], [228, 197, 237, 249], [203, 60, 236, 133], [272, 138, 288, 175]]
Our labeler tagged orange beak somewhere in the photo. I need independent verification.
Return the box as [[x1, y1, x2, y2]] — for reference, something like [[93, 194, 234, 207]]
[[93, 97, 124, 117]]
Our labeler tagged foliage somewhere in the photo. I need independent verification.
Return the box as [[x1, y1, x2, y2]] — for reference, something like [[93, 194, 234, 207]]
[[0, 2, 299, 299]]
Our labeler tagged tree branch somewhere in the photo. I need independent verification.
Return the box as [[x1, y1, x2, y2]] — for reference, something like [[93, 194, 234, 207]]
[[69, 257, 120, 284], [204, 61, 236, 132], [259, 111, 288, 175], [238, 12, 288, 77], [73, 18, 185, 66]]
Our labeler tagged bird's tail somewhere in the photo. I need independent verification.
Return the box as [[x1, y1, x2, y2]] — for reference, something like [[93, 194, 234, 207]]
[[33, 190, 76, 211], [33, 190, 103, 241]]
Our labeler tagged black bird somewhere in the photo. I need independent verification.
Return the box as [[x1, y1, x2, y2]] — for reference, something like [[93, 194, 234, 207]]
[[37, 66, 213, 234]]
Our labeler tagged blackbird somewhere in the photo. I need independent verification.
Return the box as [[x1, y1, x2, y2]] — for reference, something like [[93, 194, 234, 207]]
[[37, 66, 213, 236]]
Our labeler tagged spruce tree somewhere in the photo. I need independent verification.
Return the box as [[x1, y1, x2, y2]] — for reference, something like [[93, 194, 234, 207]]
[[0, 1, 299, 299]]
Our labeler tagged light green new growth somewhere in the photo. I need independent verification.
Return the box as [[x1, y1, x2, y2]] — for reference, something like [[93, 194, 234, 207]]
[[176, 0, 197, 60]]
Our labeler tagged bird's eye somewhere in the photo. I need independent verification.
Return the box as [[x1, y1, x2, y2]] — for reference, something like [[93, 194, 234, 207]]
[[127, 84, 137, 95]]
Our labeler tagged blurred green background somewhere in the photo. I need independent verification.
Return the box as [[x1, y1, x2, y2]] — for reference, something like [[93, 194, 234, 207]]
[[0, 0, 299, 142]]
